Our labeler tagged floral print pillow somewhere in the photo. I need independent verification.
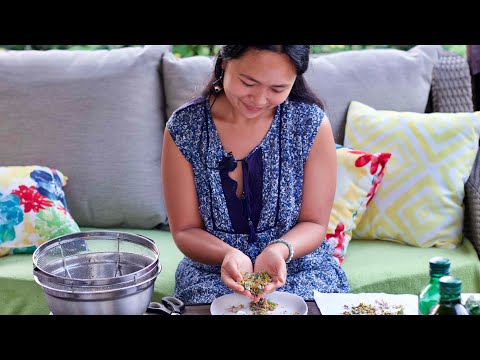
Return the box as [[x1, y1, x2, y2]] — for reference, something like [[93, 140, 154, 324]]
[[0, 166, 80, 257], [326, 145, 391, 264]]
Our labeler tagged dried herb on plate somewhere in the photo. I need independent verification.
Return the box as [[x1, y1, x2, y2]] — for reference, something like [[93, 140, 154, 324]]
[[343, 299, 405, 315], [249, 298, 278, 315], [226, 304, 245, 313]]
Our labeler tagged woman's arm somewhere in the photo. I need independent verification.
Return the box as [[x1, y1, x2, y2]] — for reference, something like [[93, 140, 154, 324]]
[[161, 129, 238, 265], [266, 115, 337, 261]]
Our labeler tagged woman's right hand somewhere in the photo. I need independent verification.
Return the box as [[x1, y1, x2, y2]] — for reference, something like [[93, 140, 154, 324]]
[[221, 249, 254, 299]]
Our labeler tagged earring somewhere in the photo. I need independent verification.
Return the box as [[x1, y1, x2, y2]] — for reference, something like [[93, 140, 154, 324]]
[[213, 70, 224, 93]]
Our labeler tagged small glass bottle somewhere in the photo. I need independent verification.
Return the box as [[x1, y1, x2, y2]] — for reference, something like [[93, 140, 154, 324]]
[[418, 257, 451, 315], [465, 294, 480, 315], [428, 276, 470, 315]]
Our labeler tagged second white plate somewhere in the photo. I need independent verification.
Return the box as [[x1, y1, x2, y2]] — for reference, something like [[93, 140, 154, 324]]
[[210, 291, 308, 315]]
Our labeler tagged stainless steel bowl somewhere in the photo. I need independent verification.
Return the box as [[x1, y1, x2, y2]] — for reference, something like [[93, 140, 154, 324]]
[[32, 231, 162, 315], [34, 266, 161, 315]]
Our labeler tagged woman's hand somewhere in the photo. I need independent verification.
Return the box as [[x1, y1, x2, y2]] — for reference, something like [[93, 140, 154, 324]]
[[252, 244, 287, 301], [221, 249, 255, 299]]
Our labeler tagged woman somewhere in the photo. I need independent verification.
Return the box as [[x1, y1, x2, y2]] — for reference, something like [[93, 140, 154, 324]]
[[161, 45, 350, 304]]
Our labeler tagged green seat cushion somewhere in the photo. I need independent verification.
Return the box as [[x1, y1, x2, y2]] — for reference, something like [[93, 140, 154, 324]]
[[0, 227, 479, 314], [343, 238, 480, 294]]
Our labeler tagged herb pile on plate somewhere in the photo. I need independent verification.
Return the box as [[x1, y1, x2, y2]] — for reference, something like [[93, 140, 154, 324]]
[[343, 299, 405, 315]]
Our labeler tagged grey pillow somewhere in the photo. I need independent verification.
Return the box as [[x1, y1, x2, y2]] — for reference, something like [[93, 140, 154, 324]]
[[0, 45, 171, 229], [305, 45, 442, 143], [162, 52, 215, 119]]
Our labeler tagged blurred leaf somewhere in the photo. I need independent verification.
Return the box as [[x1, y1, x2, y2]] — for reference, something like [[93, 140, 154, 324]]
[[442, 45, 466, 57]]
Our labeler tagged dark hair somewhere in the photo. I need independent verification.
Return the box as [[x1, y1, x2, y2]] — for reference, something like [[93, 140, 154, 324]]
[[200, 45, 325, 109]]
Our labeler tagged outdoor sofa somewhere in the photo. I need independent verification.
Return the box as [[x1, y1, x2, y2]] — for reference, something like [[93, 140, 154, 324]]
[[0, 45, 479, 314]]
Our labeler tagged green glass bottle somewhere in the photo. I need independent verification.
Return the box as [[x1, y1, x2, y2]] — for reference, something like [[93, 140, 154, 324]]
[[465, 294, 480, 315], [418, 257, 451, 315], [428, 276, 470, 315]]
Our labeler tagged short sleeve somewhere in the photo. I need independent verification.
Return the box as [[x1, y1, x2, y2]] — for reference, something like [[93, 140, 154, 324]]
[[165, 107, 203, 164], [301, 103, 325, 163]]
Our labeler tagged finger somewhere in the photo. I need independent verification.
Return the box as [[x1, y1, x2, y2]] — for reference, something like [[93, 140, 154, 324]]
[[222, 273, 242, 292], [240, 290, 254, 299], [263, 276, 284, 294], [231, 282, 245, 293], [223, 263, 243, 283], [222, 274, 244, 291], [261, 284, 276, 295], [233, 271, 243, 283], [271, 271, 286, 285], [235, 289, 253, 300], [276, 274, 286, 284], [272, 277, 285, 287]]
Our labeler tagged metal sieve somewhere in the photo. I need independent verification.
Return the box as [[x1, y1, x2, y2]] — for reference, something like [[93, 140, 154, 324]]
[[33, 231, 159, 287], [33, 262, 161, 294]]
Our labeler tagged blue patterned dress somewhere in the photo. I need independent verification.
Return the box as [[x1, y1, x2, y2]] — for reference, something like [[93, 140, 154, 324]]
[[166, 96, 350, 304]]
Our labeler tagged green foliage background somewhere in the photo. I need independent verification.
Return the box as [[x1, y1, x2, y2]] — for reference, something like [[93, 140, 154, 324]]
[[0, 45, 466, 57]]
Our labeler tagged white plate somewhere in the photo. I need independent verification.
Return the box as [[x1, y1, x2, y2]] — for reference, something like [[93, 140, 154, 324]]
[[313, 291, 419, 315], [210, 291, 308, 315]]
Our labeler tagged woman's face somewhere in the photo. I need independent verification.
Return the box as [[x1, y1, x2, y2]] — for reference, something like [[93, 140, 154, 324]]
[[222, 49, 297, 119]]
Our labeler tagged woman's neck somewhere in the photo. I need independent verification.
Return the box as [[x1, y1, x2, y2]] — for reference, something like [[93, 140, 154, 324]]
[[210, 94, 275, 126]]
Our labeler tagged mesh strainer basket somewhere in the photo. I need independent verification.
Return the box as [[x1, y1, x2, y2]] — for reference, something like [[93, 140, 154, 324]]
[[33, 231, 159, 286], [32, 231, 161, 315]]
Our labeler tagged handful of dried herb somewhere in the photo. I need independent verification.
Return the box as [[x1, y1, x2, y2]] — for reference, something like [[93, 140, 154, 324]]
[[238, 271, 272, 297]]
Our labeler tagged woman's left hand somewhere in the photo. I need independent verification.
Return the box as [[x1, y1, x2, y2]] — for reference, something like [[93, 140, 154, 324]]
[[253, 245, 287, 301]]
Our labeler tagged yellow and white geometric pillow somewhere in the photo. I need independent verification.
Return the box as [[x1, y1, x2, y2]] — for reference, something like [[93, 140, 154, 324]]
[[345, 101, 480, 248]]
